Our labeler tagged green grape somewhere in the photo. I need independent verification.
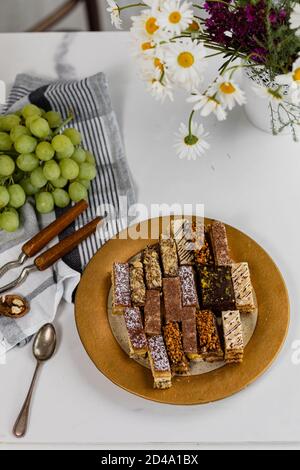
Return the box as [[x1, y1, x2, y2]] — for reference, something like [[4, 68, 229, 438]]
[[16, 153, 39, 172], [63, 128, 82, 146], [15, 135, 37, 154], [76, 179, 91, 190], [59, 159, 79, 180], [25, 115, 39, 129], [13, 168, 24, 183], [0, 186, 10, 208], [0, 208, 19, 232], [78, 162, 97, 181], [85, 150, 96, 165], [71, 148, 86, 164], [0, 132, 13, 151], [35, 192, 54, 214], [43, 160, 60, 181], [36, 141, 55, 161], [51, 176, 68, 189], [51, 135, 74, 159], [45, 111, 62, 129], [0, 114, 21, 132], [10, 125, 30, 143], [7, 184, 26, 209], [53, 188, 70, 208], [0, 155, 15, 177], [20, 178, 39, 196], [30, 167, 47, 189], [22, 104, 42, 119], [30, 118, 50, 139], [68, 182, 88, 202]]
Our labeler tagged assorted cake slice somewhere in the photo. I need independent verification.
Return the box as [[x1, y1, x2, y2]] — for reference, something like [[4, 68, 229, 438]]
[[124, 307, 148, 358], [222, 310, 244, 364], [111, 220, 257, 390], [112, 262, 131, 315], [148, 335, 172, 389]]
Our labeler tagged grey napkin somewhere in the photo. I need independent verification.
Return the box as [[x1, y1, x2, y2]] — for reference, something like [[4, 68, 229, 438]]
[[0, 72, 136, 356]]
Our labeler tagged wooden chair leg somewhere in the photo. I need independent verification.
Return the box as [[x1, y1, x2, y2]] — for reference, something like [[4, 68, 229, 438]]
[[84, 0, 101, 31]]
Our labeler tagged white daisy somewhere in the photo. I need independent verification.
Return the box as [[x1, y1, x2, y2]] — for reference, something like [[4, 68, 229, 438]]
[[157, 0, 194, 35], [131, 9, 166, 43], [175, 122, 210, 160], [187, 92, 227, 121], [276, 57, 300, 105], [164, 38, 206, 90], [106, 0, 122, 29], [253, 85, 284, 104], [207, 74, 246, 110], [139, 54, 174, 103]]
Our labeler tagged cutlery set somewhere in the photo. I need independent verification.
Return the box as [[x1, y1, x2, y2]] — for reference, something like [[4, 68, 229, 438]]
[[0, 200, 103, 438]]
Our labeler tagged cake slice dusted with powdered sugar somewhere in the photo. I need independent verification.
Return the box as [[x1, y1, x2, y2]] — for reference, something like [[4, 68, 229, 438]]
[[148, 335, 172, 389]]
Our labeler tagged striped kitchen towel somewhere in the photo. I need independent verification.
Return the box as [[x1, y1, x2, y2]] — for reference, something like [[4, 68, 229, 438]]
[[0, 72, 136, 356]]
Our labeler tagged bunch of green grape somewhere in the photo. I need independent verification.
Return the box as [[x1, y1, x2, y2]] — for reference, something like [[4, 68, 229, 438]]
[[0, 104, 97, 232]]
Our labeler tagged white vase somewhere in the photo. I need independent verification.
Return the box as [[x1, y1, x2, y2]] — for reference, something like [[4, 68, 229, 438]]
[[242, 67, 300, 136]]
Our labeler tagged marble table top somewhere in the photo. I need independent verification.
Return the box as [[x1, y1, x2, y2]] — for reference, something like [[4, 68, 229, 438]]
[[0, 32, 299, 449]]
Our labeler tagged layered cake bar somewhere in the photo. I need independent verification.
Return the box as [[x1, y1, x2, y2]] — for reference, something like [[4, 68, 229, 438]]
[[171, 219, 194, 265], [144, 290, 161, 335], [163, 277, 182, 323], [181, 308, 199, 360], [124, 307, 148, 358], [129, 260, 146, 307], [112, 262, 131, 314], [143, 246, 162, 290], [163, 322, 189, 374], [210, 220, 232, 266], [160, 237, 179, 277], [148, 335, 172, 389], [231, 262, 255, 313], [199, 265, 236, 311], [194, 226, 214, 266], [179, 266, 198, 307], [196, 310, 224, 362], [222, 310, 244, 364]]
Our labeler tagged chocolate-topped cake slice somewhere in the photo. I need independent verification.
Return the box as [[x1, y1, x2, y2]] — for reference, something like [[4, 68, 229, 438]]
[[148, 335, 172, 389], [210, 220, 232, 266], [199, 265, 236, 311], [181, 307, 199, 360], [112, 262, 131, 315], [160, 237, 179, 277], [124, 307, 148, 358], [143, 246, 162, 290], [144, 290, 161, 335], [163, 277, 182, 323], [179, 265, 198, 307]]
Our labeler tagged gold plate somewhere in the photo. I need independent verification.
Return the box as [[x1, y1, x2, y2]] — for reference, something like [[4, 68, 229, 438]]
[[75, 217, 290, 405]]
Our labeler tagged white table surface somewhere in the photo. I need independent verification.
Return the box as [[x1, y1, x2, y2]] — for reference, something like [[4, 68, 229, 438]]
[[0, 32, 300, 450]]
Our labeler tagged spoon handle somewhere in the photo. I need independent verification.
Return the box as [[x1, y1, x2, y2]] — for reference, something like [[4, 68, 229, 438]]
[[13, 361, 41, 438]]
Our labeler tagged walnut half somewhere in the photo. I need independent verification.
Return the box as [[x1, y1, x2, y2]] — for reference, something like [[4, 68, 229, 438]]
[[0, 295, 30, 319]]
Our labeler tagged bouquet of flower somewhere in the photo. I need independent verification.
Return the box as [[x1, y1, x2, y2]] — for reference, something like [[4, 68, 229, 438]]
[[107, 0, 300, 159]]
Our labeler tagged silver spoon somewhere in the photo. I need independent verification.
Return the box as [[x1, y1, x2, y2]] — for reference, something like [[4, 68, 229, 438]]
[[13, 323, 57, 438]]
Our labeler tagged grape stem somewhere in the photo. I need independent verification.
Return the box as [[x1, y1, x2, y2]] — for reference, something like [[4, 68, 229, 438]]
[[53, 113, 74, 136]]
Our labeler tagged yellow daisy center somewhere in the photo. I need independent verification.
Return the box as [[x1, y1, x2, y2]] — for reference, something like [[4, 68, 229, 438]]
[[178, 52, 195, 68], [188, 21, 200, 32], [145, 17, 159, 35], [154, 58, 164, 72], [169, 11, 182, 24], [141, 41, 153, 51], [219, 82, 236, 94], [293, 67, 300, 82]]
